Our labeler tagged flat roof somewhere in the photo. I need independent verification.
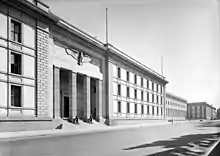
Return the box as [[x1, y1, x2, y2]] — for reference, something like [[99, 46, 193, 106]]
[[187, 102, 216, 110], [166, 92, 187, 102]]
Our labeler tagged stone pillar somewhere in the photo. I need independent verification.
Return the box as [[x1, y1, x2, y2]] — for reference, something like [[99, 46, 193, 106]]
[[68, 72, 77, 122], [95, 80, 103, 122], [83, 76, 91, 121], [53, 66, 60, 119]]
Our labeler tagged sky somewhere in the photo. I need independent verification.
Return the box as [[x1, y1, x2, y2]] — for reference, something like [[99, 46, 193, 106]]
[[44, 0, 220, 108]]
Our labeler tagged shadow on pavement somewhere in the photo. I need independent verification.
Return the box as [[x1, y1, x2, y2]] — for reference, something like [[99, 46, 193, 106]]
[[123, 132, 220, 156]]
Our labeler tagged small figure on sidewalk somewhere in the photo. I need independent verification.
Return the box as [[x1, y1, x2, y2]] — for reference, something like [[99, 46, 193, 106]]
[[88, 116, 93, 124], [75, 116, 79, 124]]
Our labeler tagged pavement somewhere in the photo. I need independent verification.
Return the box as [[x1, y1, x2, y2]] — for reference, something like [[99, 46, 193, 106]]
[[0, 120, 219, 156]]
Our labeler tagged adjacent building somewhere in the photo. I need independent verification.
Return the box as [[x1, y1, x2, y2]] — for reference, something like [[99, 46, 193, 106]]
[[165, 93, 187, 121], [187, 102, 216, 120], [0, 0, 168, 131]]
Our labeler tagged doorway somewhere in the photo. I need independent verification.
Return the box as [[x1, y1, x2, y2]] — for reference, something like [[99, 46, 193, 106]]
[[63, 96, 69, 118]]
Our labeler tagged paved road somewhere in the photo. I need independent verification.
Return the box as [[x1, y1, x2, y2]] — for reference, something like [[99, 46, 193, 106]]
[[0, 120, 220, 156]]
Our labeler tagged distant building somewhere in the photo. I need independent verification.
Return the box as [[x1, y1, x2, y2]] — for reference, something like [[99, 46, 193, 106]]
[[165, 93, 187, 121], [187, 102, 216, 120]]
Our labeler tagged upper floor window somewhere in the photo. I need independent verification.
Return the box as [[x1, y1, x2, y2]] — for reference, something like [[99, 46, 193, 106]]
[[11, 52, 22, 75], [117, 67, 121, 78], [134, 103, 137, 114], [157, 107, 159, 115], [146, 80, 149, 89], [134, 75, 137, 84], [117, 84, 121, 95], [127, 102, 130, 113], [134, 89, 137, 99], [152, 94, 154, 103], [11, 85, 21, 107], [152, 82, 154, 91], [141, 91, 144, 101], [161, 86, 163, 94], [147, 92, 149, 102], [161, 97, 163, 105], [126, 71, 129, 82], [126, 87, 130, 97], [152, 106, 154, 115], [141, 105, 144, 114], [156, 84, 159, 93], [141, 78, 143, 86], [11, 20, 22, 43], [156, 95, 159, 104]]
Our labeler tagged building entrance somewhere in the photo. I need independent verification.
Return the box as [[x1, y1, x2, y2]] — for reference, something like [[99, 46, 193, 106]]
[[63, 96, 69, 118]]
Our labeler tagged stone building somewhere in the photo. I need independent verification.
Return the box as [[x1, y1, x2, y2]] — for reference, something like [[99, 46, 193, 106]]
[[0, 0, 168, 131], [165, 93, 187, 121], [187, 102, 216, 120]]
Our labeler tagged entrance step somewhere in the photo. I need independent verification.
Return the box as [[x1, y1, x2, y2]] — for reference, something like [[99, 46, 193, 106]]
[[58, 119, 107, 130]]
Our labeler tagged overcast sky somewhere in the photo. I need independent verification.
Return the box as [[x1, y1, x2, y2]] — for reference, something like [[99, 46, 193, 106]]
[[44, 0, 220, 108]]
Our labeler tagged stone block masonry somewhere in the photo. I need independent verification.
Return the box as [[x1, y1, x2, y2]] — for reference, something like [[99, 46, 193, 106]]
[[36, 27, 49, 116]]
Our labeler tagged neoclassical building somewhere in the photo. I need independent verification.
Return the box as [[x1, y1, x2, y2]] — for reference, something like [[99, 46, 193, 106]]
[[0, 0, 168, 131], [165, 92, 187, 121]]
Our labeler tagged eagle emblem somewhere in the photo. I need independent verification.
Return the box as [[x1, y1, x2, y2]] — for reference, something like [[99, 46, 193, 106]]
[[65, 48, 91, 65]]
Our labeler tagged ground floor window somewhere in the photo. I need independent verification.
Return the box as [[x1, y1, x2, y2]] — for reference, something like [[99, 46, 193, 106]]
[[11, 85, 22, 107], [141, 105, 144, 114], [134, 104, 137, 114], [118, 101, 121, 113], [127, 102, 130, 113]]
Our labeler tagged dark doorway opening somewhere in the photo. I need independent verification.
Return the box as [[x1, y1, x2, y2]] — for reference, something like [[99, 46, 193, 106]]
[[64, 96, 69, 118]]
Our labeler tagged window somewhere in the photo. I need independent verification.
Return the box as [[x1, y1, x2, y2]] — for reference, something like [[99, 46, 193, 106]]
[[152, 82, 154, 91], [134, 104, 137, 114], [161, 86, 163, 94], [147, 93, 149, 102], [118, 101, 121, 113], [161, 107, 163, 115], [141, 78, 143, 86], [146, 80, 149, 89], [152, 94, 154, 103], [117, 84, 121, 95], [126, 87, 130, 97], [11, 52, 22, 75], [126, 71, 129, 82], [11, 20, 22, 43], [11, 85, 22, 107], [134, 75, 137, 84], [156, 84, 159, 93], [147, 105, 149, 114], [157, 107, 159, 115], [127, 102, 130, 113], [141, 91, 144, 101], [152, 106, 154, 115], [134, 89, 137, 99], [141, 105, 144, 114], [117, 67, 121, 78], [156, 95, 159, 104], [161, 97, 163, 105]]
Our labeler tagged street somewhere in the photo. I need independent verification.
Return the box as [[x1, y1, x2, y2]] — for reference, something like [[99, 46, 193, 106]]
[[0, 120, 220, 156]]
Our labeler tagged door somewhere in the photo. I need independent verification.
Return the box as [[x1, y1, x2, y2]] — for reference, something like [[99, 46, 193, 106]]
[[64, 96, 69, 118]]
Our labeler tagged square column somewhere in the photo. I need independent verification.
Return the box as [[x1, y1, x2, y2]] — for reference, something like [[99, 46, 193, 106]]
[[53, 66, 60, 119], [95, 80, 103, 121], [83, 76, 91, 121], [68, 72, 77, 122]]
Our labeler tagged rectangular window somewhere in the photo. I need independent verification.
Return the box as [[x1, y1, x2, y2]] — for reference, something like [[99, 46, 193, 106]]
[[161, 97, 163, 105], [141, 105, 144, 114], [156, 95, 159, 104], [146, 80, 149, 89], [152, 82, 154, 91], [161, 86, 163, 94], [126, 71, 129, 82], [11, 20, 22, 43], [134, 103, 137, 114], [117, 67, 121, 78], [141, 91, 144, 101], [134, 75, 137, 84], [147, 92, 149, 102], [118, 101, 121, 113], [157, 107, 159, 115], [147, 105, 149, 114], [11, 85, 22, 107], [11, 52, 22, 75], [152, 106, 154, 115], [127, 102, 130, 113], [127, 87, 130, 97], [152, 94, 154, 103], [117, 84, 121, 95], [134, 89, 137, 99], [156, 84, 159, 93], [141, 78, 143, 86]]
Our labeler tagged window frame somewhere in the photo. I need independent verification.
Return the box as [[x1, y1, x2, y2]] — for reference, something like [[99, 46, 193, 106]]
[[117, 84, 121, 96], [126, 87, 130, 97], [118, 101, 121, 113], [10, 19, 22, 43], [127, 102, 130, 113], [134, 75, 137, 84], [11, 85, 22, 107], [10, 52, 22, 75], [134, 103, 137, 114], [126, 71, 129, 82], [117, 67, 121, 78]]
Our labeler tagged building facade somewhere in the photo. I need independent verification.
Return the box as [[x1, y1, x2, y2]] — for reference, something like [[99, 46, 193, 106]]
[[0, 0, 168, 131], [187, 102, 216, 120], [165, 93, 187, 121]]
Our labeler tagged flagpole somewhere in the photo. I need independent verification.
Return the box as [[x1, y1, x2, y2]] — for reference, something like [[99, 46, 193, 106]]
[[106, 8, 108, 45], [161, 55, 164, 77]]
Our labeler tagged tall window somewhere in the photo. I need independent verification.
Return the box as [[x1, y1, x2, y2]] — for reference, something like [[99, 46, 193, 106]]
[[134, 103, 137, 114], [147, 105, 149, 114], [141, 91, 144, 101], [156, 84, 159, 93], [126, 71, 129, 82], [152, 106, 154, 115], [161, 86, 163, 94], [141, 105, 144, 114], [141, 78, 143, 86], [152, 94, 154, 103], [146, 80, 149, 89], [157, 107, 159, 115], [134, 89, 137, 99], [152, 82, 154, 91], [127, 102, 130, 113], [134, 75, 137, 84], [11, 85, 21, 107], [127, 87, 130, 97], [117, 84, 121, 95], [117, 67, 121, 78], [11, 52, 22, 75], [156, 95, 159, 104], [147, 92, 149, 102], [11, 20, 22, 43], [118, 101, 121, 113], [161, 97, 163, 105]]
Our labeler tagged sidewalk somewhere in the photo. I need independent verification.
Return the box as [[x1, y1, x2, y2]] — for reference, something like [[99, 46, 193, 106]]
[[0, 120, 191, 141]]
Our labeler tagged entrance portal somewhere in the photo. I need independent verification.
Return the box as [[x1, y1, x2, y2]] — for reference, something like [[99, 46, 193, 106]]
[[64, 96, 69, 118]]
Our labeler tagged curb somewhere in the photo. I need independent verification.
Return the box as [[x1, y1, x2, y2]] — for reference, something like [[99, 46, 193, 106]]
[[205, 139, 220, 156], [0, 122, 174, 141]]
